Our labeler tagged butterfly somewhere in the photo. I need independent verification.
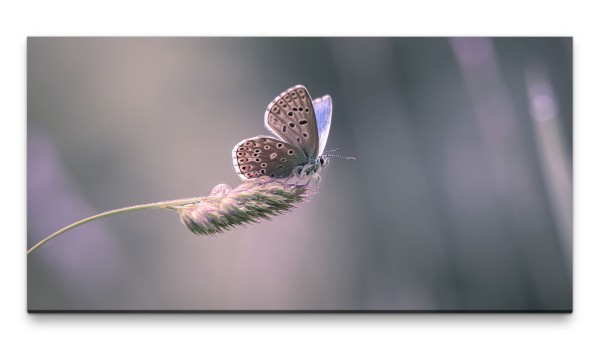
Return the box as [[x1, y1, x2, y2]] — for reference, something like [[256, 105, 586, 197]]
[[232, 85, 338, 181]]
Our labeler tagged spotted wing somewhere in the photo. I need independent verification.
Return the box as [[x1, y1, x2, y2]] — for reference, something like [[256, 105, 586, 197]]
[[264, 85, 320, 158], [232, 136, 308, 180]]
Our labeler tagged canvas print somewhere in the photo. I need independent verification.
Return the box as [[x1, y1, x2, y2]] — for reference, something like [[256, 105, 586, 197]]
[[27, 37, 572, 312]]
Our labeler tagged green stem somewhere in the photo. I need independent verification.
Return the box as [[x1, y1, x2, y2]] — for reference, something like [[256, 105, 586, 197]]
[[27, 196, 206, 255]]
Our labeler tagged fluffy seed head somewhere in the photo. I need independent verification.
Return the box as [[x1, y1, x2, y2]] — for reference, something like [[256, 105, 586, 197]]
[[176, 177, 314, 236]]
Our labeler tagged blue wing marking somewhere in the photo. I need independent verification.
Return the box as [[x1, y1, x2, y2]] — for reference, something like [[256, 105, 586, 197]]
[[313, 95, 332, 156]]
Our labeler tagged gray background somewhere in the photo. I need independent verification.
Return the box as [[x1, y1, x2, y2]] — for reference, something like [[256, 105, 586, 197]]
[[27, 37, 572, 311]]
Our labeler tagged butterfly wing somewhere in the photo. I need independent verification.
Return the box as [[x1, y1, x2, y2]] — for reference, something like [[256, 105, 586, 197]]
[[313, 94, 332, 156], [232, 136, 308, 180], [264, 85, 320, 158]]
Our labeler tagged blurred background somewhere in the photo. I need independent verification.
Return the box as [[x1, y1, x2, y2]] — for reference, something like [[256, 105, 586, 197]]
[[27, 37, 572, 311]]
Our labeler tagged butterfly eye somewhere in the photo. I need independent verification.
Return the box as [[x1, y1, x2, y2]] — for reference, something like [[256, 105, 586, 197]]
[[319, 157, 325, 165]]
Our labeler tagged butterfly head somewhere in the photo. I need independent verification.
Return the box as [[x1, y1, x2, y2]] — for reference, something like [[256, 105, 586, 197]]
[[295, 156, 326, 178], [319, 156, 329, 168], [297, 152, 353, 178]]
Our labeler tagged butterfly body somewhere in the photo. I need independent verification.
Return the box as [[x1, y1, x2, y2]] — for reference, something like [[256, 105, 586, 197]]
[[232, 85, 332, 181]]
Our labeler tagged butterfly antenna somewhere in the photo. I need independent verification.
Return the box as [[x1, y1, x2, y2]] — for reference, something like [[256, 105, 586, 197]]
[[323, 154, 356, 160], [323, 148, 340, 153]]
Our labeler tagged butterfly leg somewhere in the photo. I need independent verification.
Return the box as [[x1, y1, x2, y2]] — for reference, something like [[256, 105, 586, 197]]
[[299, 164, 313, 178], [313, 173, 322, 190], [304, 173, 321, 190], [283, 173, 294, 185], [286, 165, 304, 186]]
